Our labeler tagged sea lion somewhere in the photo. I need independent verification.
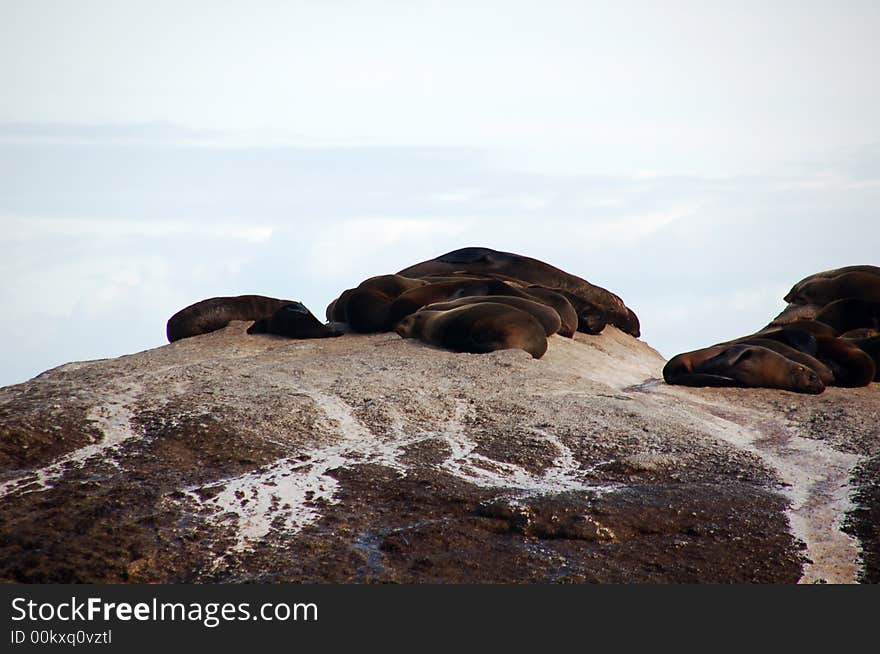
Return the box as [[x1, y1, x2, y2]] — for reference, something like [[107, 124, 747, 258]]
[[729, 325, 873, 387], [396, 247, 640, 337], [327, 275, 428, 332], [663, 344, 826, 394], [395, 302, 548, 359], [785, 272, 880, 306], [730, 337, 835, 386], [388, 278, 533, 326], [734, 324, 828, 353], [814, 299, 880, 334], [811, 336, 876, 387], [522, 287, 578, 338], [784, 265, 880, 303], [417, 277, 580, 337], [247, 302, 344, 339], [552, 289, 608, 335], [847, 336, 880, 381], [166, 295, 296, 343], [423, 295, 562, 337]]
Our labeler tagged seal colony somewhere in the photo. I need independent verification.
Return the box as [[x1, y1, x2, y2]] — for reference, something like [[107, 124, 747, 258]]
[[664, 266, 880, 393], [164, 250, 877, 392], [165, 247, 640, 360]]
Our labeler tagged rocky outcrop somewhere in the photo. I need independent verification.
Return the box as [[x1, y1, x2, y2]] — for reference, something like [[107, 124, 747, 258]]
[[0, 324, 877, 583]]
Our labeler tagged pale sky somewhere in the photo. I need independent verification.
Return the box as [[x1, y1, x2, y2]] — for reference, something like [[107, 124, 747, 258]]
[[1, 1, 879, 386]]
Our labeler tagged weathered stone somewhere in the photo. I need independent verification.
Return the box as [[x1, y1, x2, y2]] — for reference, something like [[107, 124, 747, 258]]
[[0, 322, 876, 583]]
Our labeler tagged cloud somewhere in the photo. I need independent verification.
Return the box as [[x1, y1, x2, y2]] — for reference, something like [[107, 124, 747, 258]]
[[304, 217, 470, 278], [0, 215, 274, 243], [1, 128, 879, 386]]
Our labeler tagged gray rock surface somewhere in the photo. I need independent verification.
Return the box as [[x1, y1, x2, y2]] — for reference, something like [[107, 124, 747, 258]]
[[1, 323, 877, 583]]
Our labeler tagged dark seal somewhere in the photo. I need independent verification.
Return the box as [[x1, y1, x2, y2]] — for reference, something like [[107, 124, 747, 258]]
[[396, 247, 640, 337], [395, 302, 549, 359], [247, 302, 344, 339], [166, 295, 297, 343]]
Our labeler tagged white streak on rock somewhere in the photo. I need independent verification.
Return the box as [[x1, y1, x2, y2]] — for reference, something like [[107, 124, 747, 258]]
[[663, 391, 862, 584], [0, 392, 141, 498], [181, 396, 612, 554]]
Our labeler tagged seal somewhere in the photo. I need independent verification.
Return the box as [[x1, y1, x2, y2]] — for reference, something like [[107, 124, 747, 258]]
[[847, 336, 880, 381], [166, 295, 296, 343], [396, 247, 640, 337], [811, 335, 876, 387], [394, 302, 548, 359], [814, 299, 880, 334], [327, 275, 428, 332], [663, 344, 826, 394], [522, 286, 578, 338], [729, 325, 874, 387], [388, 278, 533, 326], [731, 336, 835, 386], [416, 274, 578, 337], [247, 302, 345, 339], [784, 265, 880, 303], [785, 271, 880, 306], [423, 295, 563, 337]]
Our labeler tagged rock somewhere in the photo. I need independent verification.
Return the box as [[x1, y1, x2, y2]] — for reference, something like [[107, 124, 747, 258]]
[[0, 321, 877, 583]]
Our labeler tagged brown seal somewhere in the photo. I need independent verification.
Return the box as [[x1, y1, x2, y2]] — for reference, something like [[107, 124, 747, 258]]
[[729, 324, 874, 387], [247, 302, 344, 339], [811, 335, 876, 387], [846, 336, 880, 381], [731, 337, 835, 386], [396, 247, 640, 336], [421, 274, 578, 337], [394, 302, 548, 359], [785, 271, 880, 306], [522, 287, 578, 338], [814, 299, 880, 334], [663, 344, 826, 394], [388, 278, 533, 326], [784, 265, 880, 303], [423, 296, 563, 337], [327, 275, 428, 332], [166, 295, 296, 343]]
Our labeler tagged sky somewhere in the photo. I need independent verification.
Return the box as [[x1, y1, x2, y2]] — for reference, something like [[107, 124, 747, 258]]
[[1, 1, 879, 386]]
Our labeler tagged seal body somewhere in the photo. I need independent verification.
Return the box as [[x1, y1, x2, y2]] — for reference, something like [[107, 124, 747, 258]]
[[784, 265, 880, 303], [396, 247, 640, 337], [848, 336, 880, 381], [663, 344, 826, 394], [814, 299, 880, 335], [327, 275, 428, 332], [811, 335, 876, 387], [786, 272, 880, 306], [395, 302, 548, 359], [388, 278, 531, 326], [247, 302, 344, 339], [522, 286, 578, 338], [731, 337, 835, 386], [423, 295, 563, 337], [166, 295, 296, 343]]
